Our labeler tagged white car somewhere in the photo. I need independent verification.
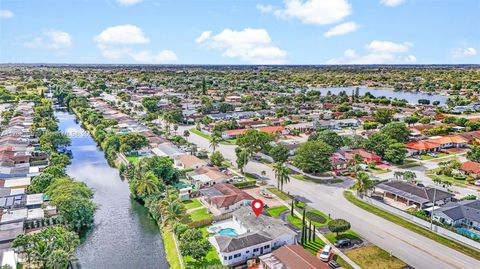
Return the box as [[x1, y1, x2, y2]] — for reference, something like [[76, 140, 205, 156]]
[[320, 245, 332, 262], [474, 180, 480, 186]]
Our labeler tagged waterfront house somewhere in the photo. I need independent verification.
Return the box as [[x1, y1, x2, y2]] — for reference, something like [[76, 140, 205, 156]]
[[152, 143, 185, 158], [200, 183, 253, 214], [174, 154, 207, 169], [209, 207, 297, 267], [187, 166, 230, 189]]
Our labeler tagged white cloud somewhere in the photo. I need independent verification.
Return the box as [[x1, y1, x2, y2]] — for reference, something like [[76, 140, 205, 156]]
[[268, 0, 352, 25], [256, 4, 275, 13], [116, 0, 143, 6], [195, 31, 212, 44], [0, 9, 14, 19], [327, 40, 416, 64], [24, 30, 72, 50], [451, 47, 477, 59], [94, 24, 176, 63], [365, 40, 412, 53], [324, 21, 358, 37], [380, 0, 406, 7], [129, 50, 177, 63], [94, 24, 149, 45], [196, 28, 287, 64]]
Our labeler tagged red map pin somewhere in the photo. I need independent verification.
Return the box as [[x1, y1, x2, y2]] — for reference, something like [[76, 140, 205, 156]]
[[251, 199, 264, 217]]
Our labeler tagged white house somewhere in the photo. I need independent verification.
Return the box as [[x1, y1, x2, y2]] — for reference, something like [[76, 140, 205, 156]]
[[174, 154, 207, 169], [208, 207, 297, 266]]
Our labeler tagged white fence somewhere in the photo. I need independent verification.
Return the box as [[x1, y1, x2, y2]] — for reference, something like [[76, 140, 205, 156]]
[[361, 196, 480, 250]]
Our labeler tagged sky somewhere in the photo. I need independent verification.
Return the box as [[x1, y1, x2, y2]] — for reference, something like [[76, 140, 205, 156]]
[[0, 0, 479, 65]]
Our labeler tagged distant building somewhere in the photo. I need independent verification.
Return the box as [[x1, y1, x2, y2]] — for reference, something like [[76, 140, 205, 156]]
[[433, 200, 480, 229]]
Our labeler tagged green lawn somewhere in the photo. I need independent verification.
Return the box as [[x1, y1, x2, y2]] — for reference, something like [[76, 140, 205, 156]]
[[244, 172, 258, 181], [189, 208, 213, 222], [334, 255, 354, 269], [266, 205, 289, 217], [189, 128, 212, 140], [345, 246, 406, 269], [324, 230, 359, 243], [425, 169, 469, 186], [183, 198, 202, 210], [267, 187, 293, 201], [344, 191, 480, 260], [161, 229, 182, 269], [183, 226, 222, 268], [127, 155, 140, 165], [305, 209, 330, 226], [302, 236, 325, 255], [287, 214, 303, 228]]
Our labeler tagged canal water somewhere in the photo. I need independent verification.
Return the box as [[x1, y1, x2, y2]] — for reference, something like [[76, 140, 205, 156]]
[[312, 87, 448, 105], [56, 111, 169, 269]]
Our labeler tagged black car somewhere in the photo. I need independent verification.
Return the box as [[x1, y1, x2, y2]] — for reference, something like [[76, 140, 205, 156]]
[[328, 260, 341, 269], [334, 238, 352, 248]]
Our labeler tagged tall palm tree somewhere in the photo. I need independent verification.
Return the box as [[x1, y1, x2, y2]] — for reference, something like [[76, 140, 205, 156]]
[[273, 162, 291, 192], [136, 171, 160, 197], [210, 134, 221, 152]]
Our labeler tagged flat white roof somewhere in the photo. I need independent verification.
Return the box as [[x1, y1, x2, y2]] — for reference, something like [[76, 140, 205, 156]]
[[27, 208, 44, 220], [26, 193, 43, 206], [9, 188, 25, 195], [0, 209, 28, 223], [3, 177, 31, 188]]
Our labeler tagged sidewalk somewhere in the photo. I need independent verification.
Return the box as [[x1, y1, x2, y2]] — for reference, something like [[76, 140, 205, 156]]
[[268, 190, 362, 269]]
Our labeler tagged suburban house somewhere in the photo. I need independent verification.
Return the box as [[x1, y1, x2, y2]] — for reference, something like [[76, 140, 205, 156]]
[[187, 166, 230, 189], [152, 143, 185, 158], [331, 149, 381, 170], [460, 161, 480, 178], [432, 200, 480, 230], [209, 207, 297, 266], [405, 135, 468, 156], [259, 245, 329, 269], [222, 126, 286, 140], [374, 181, 455, 209], [174, 154, 207, 169], [200, 183, 253, 213]]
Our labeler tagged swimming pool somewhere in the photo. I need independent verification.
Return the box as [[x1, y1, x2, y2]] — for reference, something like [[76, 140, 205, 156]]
[[218, 228, 238, 236], [456, 228, 480, 239]]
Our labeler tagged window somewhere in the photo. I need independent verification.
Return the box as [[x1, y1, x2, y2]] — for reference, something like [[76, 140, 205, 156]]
[[223, 256, 227, 260], [253, 248, 259, 252], [264, 244, 270, 249], [234, 254, 241, 258], [229, 256, 232, 260], [246, 250, 250, 253]]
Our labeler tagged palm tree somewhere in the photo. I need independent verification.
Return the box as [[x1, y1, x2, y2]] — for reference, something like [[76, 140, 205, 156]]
[[356, 171, 373, 196], [273, 162, 291, 191], [402, 171, 417, 183], [393, 171, 404, 180], [210, 134, 221, 152], [136, 171, 160, 197]]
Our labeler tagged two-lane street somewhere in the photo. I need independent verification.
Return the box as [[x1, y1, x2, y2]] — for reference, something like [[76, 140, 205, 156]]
[[178, 125, 480, 269]]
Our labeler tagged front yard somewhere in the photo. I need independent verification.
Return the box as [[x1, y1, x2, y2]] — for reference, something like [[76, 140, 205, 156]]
[[345, 246, 406, 269]]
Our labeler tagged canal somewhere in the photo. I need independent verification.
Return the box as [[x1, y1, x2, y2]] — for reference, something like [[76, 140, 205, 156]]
[[56, 111, 169, 269], [312, 87, 448, 105]]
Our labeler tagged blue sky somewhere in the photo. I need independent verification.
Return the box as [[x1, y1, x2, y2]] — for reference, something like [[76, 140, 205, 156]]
[[0, 0, 479, 64]]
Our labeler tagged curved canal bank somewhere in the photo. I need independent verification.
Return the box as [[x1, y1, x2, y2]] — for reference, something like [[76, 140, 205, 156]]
[[56, 111, 169, 269]]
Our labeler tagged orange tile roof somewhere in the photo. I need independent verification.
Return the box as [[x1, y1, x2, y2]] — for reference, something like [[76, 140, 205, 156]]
[[258, 126, 285, 133], [460, 161, 480, 174], [405, 141, 440, 150], [428, 135, 468, 145]]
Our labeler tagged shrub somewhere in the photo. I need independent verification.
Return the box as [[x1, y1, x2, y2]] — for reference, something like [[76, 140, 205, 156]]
[[306, 211, 327, 224]]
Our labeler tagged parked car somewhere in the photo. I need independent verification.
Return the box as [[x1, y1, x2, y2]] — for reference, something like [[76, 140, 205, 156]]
[[328, 260, 341, 269], [334, 238, 352, 248], [320, 245, 332, 262], [475, 180, 480, 186]]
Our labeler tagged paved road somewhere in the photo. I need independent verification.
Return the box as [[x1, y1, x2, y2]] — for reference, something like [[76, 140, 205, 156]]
[[178, 125, 480, 269]]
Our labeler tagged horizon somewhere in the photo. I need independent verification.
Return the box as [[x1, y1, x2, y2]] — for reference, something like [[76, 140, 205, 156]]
[[1, 0, 479, 65]]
